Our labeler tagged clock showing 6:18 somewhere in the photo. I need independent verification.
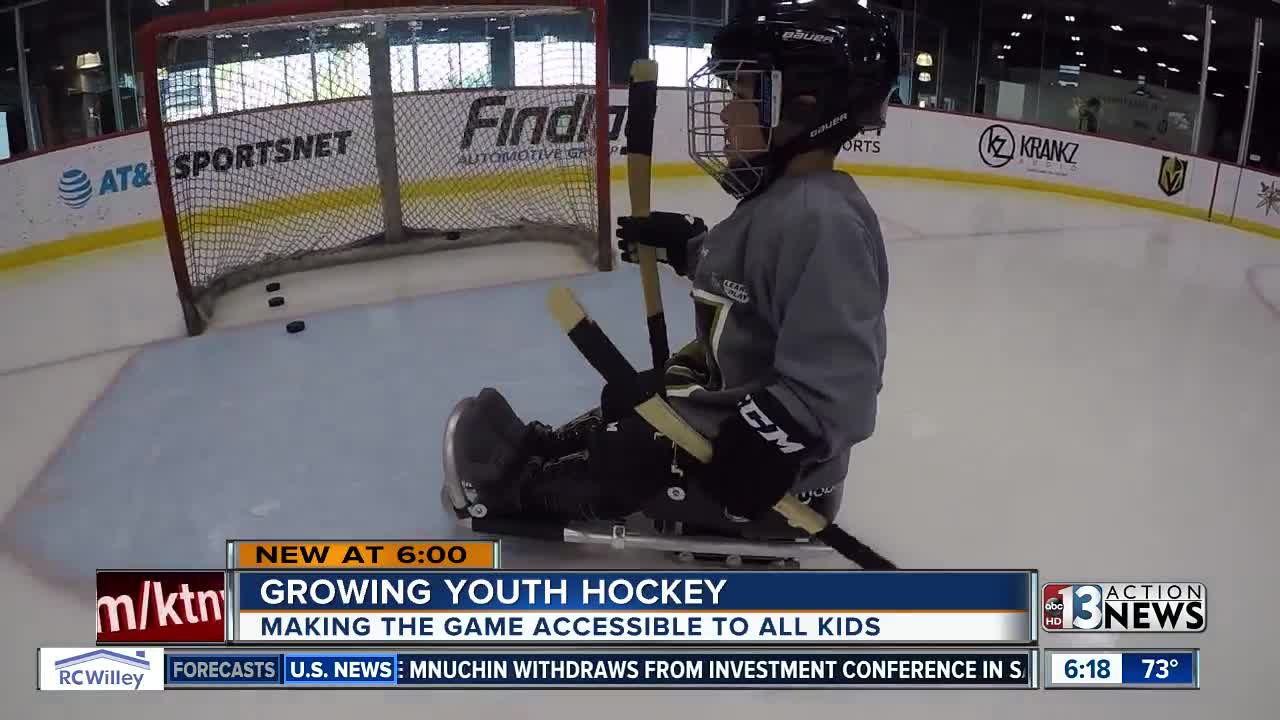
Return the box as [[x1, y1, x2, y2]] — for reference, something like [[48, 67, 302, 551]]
[[1064, 657, 1112, 680], [1045, 650, 1199, 688]]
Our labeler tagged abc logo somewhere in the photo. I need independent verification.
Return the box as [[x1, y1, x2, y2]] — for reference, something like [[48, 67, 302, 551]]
[[1043, 597, 1064, 628]]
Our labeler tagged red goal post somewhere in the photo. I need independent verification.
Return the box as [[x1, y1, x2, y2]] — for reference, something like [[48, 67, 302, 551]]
[[137, 0, 611, 335]]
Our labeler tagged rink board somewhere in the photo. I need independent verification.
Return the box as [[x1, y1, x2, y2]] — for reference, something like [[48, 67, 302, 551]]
[[0, 271, 698, 588]]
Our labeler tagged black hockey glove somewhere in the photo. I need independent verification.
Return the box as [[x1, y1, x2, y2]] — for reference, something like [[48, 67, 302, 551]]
[[616, 212, 705, 277], [699, 391, 818, 521], [600, 368, 664, 423]]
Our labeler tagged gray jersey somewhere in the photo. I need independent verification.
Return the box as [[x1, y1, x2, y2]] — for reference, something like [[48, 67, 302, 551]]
[[666, 170, 888, 493]]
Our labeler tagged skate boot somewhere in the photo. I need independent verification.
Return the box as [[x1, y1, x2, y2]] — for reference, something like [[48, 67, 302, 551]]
[[443, 388, 610, 523], [442, 388, 540, 519]]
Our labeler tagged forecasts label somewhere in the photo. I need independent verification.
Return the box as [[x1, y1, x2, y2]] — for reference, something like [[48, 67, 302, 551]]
[[160, 650, 1038, 689], [1043, 649, 1198, 689]]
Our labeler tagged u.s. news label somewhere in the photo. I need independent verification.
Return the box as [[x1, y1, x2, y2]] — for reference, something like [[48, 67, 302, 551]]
[[1042, 582, 1205, 632]]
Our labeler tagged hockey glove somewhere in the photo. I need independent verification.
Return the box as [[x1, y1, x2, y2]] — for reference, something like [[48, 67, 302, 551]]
[[616, 212, 705, 277], [700, 391, 818, 521], [600, 368, 664, 423]]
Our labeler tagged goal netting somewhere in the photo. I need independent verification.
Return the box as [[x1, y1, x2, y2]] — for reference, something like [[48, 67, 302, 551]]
[[138, 1, 611, 335]]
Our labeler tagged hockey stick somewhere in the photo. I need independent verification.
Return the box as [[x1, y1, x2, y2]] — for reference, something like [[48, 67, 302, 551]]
[[546, 286, 896, 570], [624, 59, 670, 371]]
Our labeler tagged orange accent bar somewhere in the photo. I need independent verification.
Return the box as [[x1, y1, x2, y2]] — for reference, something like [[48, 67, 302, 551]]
[[232, 541, 498, 569]]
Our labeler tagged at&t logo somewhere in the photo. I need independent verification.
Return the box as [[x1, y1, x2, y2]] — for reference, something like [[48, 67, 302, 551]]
[[58, 168, 93, 209], [58, 163, 153, 209]]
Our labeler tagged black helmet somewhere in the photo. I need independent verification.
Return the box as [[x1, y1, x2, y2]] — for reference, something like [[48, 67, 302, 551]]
[[688, 0, 899, 199]]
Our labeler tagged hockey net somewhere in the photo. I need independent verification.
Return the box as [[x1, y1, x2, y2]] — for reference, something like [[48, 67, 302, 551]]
[[138, 0, 611, 334]]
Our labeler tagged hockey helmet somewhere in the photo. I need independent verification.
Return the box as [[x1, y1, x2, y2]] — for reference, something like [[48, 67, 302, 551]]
[[688, 0, 900, 199]]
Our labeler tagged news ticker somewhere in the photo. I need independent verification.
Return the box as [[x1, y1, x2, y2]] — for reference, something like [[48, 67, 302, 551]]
[[38, 648, 1202, 690]]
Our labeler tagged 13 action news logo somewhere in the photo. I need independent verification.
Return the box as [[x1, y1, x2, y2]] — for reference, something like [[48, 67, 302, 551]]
[[1042, 583, 1205, 632], [979, 124, 1079, 176], [37, 648, 164, 691]]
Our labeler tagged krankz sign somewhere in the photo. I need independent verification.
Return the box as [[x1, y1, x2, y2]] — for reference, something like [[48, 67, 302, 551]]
[[978, 123, 1080, 177]]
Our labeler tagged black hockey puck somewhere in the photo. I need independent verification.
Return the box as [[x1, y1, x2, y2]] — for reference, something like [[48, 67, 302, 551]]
[[268, 296, 285, 308], [266, 281, 281, 292], [446, 231, 461, 241], [286, 320, 306, 334]]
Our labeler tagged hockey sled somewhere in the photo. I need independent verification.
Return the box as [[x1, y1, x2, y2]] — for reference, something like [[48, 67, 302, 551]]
[[441, 395, 840, 567]]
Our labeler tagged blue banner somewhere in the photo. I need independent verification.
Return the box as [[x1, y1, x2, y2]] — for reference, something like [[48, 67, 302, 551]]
[[162, 650, 1036, 688], [1121, 652, 1196, 685], [234, 571, 1032, 612]]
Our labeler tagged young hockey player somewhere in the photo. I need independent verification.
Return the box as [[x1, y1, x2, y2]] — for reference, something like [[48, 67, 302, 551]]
[[447, 0, 897, 532]]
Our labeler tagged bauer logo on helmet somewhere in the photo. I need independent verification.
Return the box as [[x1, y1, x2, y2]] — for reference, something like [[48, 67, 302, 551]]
[[781, 29, 836, 44]]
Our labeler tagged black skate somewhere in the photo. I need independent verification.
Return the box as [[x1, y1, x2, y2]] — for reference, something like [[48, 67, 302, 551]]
[[442, 387, 538, 520], [442, 389, 607, 525]]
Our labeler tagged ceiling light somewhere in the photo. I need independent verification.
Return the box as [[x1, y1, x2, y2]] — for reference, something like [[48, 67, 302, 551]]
[[1212, 92, 1224, 97], [1011, 31, 1021, 37], [1076, 50, 1084, 56], [917, 71, 932, 82], [1183, 34, 1199, 41], [996, 54, 1005, 60], [336, 22, 361, 30], [916, 51, 934, 66], [1078, 63, 1087, 67], [1208, 65, 1217, 71], [1003, 44, 1012, 50], [1156, 61, 1167, 68], [76, 52, 102, 69], [1110, 25, 1124, 32], [1021, 12, 1033, 20], [1065, 15, 1076, 22], [1169, 67, 1181, 73], [1070, 35, 1081, 42], [1114, 68, 1122, 74], [1138, 46, 1148, 53]]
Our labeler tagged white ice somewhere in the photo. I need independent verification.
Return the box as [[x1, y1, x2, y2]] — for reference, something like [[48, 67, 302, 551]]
[[2, 175, 1279, 718]]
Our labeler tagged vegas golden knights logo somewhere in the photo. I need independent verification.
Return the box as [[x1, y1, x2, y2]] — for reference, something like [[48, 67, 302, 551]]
[[1158, 156, 1188, 197]]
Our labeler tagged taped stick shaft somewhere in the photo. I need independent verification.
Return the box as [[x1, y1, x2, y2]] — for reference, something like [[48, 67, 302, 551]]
[[625, 59, 669, 369]]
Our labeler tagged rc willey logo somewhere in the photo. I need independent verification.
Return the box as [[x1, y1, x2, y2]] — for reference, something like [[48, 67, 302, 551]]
[[38, 647, 164, 691], [979, 123, 1079, 176]]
